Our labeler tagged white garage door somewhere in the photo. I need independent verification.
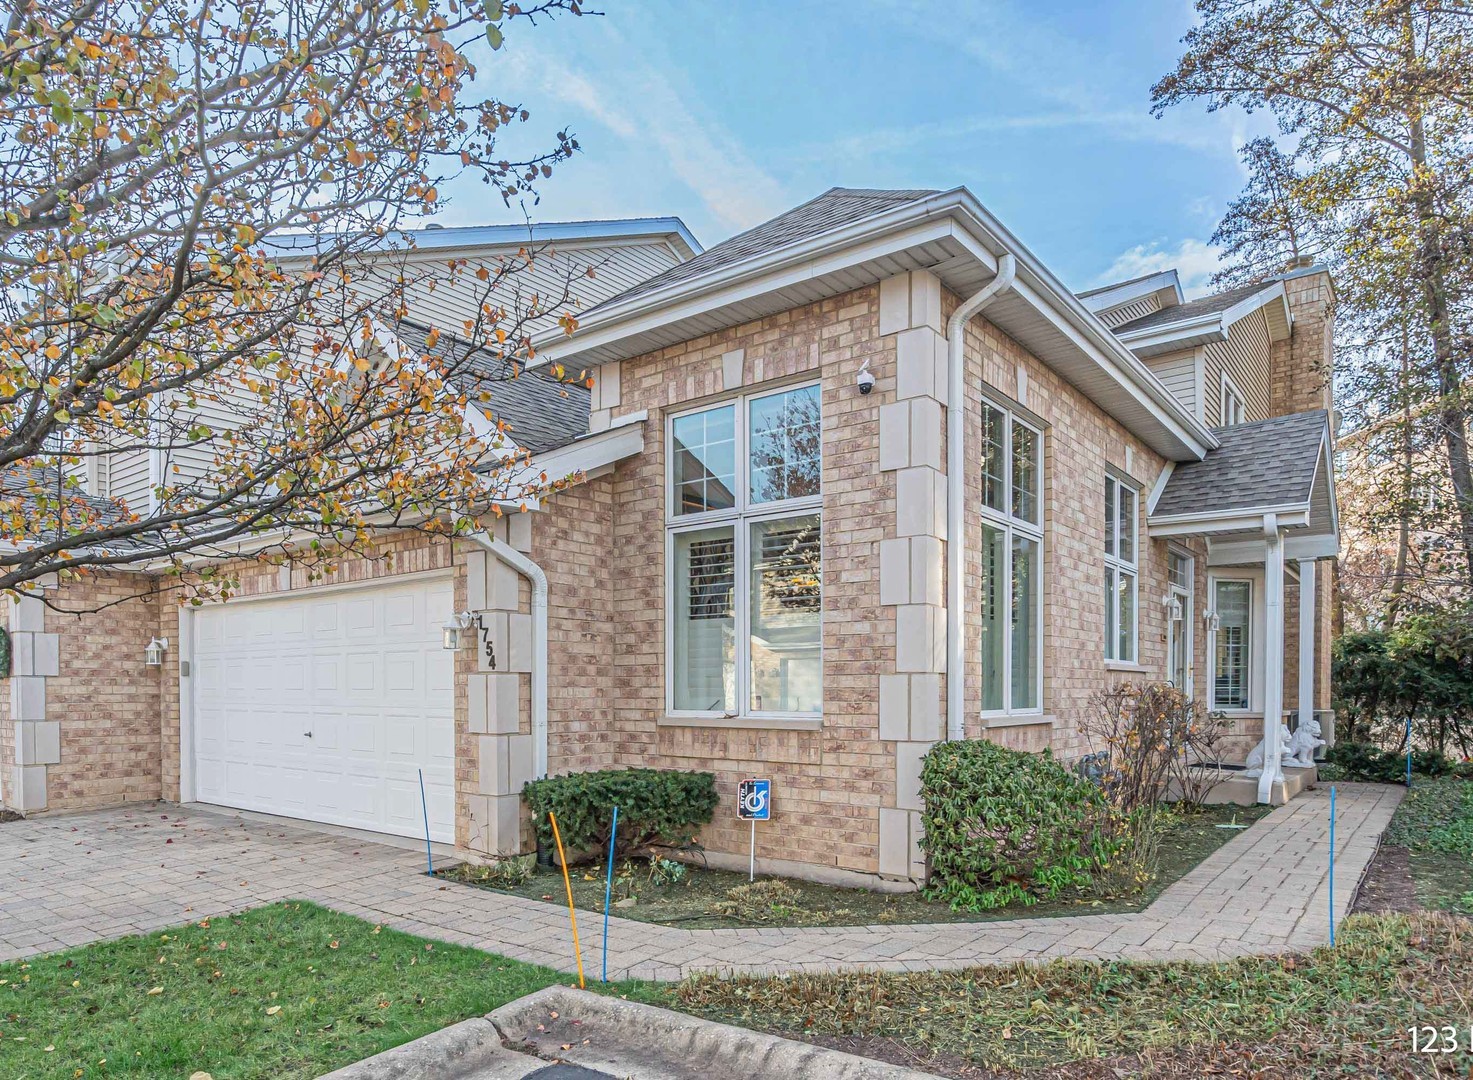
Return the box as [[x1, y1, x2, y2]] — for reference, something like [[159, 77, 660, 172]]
[[193, 575, 456, 842]]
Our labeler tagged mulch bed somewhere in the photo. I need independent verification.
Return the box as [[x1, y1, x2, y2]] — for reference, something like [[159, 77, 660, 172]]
[[1353, 842, 1419, 915]]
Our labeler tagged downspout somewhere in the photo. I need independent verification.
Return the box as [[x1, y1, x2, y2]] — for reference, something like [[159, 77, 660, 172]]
[[946, 253, 1016, 742], [467, 529, 550, 779]]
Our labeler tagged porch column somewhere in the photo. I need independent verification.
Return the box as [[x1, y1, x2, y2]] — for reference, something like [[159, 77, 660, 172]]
[[1258, 517, 1286, 804], [1297, 559, 1316, 729]]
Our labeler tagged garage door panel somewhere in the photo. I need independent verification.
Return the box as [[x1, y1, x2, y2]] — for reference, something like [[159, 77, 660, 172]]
[[194, 576, 455, 842]]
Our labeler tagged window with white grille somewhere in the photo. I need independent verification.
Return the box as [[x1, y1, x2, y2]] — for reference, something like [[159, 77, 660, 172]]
[[668, 383, 821, 718]]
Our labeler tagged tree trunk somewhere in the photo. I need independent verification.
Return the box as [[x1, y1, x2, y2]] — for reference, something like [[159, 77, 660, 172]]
[[1386, 335, 1414, 626], [1407, 110, 1473, 589]]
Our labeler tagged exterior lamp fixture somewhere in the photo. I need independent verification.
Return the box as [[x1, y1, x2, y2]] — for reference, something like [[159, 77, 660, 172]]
[[442, 611, 478, 651], [144, 637, 169, 667], [1163, 595, 1183, 621], [1203, 610, 1221, 633]]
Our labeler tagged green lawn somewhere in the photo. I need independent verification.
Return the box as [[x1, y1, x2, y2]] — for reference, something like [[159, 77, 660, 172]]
[[1384, 775, 1473, 913], [671, 912, 1473, 1077], [0, 901, 593, 1080]]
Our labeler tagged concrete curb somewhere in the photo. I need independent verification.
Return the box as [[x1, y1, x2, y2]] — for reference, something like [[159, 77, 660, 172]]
[[316, 1016, 544, 1079], [487, 985, 941, 1079]]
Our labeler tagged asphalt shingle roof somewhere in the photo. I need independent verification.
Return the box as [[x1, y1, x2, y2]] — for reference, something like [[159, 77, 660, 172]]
[[1152, 410, 1329, 519], [581, 188, 939, 314], [393, 321, 590, 455], [1113, 281, 1271, 335]]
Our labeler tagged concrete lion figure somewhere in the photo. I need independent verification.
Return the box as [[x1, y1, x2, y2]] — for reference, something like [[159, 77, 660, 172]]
[[1285, 717, 1325, 768], [1241, 722, 1293, 779]]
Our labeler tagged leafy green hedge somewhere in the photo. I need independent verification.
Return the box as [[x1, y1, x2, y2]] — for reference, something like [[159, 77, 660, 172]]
[[1323, 741, 1454, 784], [919, 741, 1119, 911], [522, 767, 718, 862]]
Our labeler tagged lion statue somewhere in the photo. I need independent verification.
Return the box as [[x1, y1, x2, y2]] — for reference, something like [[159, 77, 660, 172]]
[[1285, 716, 1325, 768], [1241, 721, 1293, 779]]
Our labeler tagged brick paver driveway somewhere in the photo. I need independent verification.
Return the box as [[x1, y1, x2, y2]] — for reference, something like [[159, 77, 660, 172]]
[[0, 783, 1402, 980]]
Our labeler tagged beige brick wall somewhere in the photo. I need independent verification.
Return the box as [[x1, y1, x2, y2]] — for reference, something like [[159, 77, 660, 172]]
[[42, 574, 165, 811]]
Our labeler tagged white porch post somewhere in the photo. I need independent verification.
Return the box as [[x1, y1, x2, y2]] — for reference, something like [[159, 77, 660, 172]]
[[1297, 559, 1316, 729], [1259, 516, 1286, 804]]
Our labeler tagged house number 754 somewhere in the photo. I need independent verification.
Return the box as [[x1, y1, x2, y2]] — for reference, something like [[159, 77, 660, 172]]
[[478, 617, 496, 670]]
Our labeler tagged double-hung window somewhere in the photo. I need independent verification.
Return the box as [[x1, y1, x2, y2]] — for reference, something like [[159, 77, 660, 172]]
[[1104, 475, 1138, 663], [979, 400, 1043, 715], [667, 383, 821, 718]]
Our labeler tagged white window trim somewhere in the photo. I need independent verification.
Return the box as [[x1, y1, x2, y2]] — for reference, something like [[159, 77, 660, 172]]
[[1167, 547, 1194, 697], [1104, 474, 1140, 664], [664, 381, 822, 723], [1220, 371, 1247, 427], [1207, 572, 1264, 714], [979, 398, 1045, 719]]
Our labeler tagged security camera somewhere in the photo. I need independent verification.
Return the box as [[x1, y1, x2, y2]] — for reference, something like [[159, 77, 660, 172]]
[[857, 359, 875, 395]]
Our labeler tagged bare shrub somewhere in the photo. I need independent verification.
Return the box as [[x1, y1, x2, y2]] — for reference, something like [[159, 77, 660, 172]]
[[1081, 683, 1233, 812]]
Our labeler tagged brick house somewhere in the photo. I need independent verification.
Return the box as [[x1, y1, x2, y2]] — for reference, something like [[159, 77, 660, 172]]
[[2, 188, 1339, 887]]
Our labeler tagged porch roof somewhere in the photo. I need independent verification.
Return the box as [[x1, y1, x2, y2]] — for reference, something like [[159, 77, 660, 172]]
[[1148, 409, 1338, 556]]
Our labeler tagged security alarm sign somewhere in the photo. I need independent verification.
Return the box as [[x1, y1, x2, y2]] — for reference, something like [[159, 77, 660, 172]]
[[737, 778, 771, 821]]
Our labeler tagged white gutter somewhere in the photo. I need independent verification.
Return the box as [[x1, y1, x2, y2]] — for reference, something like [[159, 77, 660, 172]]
[[946, 253, 1017, 742], [467, 530, 550, 779]]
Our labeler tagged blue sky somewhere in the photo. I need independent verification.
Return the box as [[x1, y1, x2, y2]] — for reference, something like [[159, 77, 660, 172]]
[[447, 1, 1273, 297]]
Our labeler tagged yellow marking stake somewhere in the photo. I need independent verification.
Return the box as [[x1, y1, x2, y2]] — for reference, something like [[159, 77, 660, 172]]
[[548, 811, 586, 989]]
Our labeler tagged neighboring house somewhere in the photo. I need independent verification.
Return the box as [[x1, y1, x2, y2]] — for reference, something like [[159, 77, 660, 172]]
[[1, 188, 1338, 889]]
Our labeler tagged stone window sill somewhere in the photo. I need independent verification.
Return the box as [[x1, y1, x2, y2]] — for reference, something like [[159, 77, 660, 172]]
[[983, 712, 1056, 730], [658, 715, 822, 732], [1104, 661, 1150, 673]]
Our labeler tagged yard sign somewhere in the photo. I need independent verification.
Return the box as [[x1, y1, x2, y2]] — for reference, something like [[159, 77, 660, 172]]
[[737, 778, 771, 881]]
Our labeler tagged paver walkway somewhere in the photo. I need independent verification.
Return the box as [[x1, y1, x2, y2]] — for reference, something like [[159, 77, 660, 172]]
[[0, 783, 1402, 980]]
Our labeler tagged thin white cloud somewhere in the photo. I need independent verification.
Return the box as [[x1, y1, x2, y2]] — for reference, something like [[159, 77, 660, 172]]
[[1093, 238, 1224, 298], [490, 24, 787, 233]]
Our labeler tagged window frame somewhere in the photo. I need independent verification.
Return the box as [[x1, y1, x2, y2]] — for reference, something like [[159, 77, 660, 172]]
[[664, 381, 823, 722], [1166, 547, 1194, 695], [1220, 373, 1247, 427], [1209, 576, 1255, 713], [978, 398, 1045, 719], [1103, 474, 1139, 664]]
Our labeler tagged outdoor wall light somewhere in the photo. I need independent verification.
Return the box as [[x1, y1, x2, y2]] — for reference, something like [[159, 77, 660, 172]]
[[1203, 611, 1221, 633], [441, 611, 478, 651], [144, 637, 169, 667], [1162, 595, 1183, 621]]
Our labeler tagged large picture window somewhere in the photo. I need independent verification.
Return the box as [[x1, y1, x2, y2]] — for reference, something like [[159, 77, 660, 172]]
[[1212, 579, 1252, 710], [668, 383, 821, 718], [980, 401, 1043, 715], [1104, 475, 1138, 663]]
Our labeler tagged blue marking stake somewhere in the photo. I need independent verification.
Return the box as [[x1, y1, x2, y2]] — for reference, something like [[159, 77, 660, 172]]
[[602, 804, 619, 983], [418, 768, 434, 876], [1329, 785, 1337, 947]]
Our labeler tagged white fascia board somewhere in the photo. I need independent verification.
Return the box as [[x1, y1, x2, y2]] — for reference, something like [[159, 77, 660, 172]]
[[504, 417, 646, 508], [1078, 269, 1183, 313], [540, 217, 965, 363], [1117, 282, 1291, 357], [265, 217, 703, 264], [1146, 461, 1176, 514], [535, 186, 1215, 459], [1149, 504, 1312, 537]]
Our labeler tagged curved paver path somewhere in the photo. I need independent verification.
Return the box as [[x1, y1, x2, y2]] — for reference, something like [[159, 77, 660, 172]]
[[0, 783, 1402, 980]]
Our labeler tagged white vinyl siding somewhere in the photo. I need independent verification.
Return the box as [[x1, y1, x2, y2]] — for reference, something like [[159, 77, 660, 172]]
[[108, 448, 153, 511], [1145, 350, 1200, 418]]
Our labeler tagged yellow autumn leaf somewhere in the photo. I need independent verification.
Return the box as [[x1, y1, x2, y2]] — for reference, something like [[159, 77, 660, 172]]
[[266, 1005, 281, 1016], [147, 986, 164, 996]]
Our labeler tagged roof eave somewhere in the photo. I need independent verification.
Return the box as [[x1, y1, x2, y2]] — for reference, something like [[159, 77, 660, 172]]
[[539, 188, 1216, 460]]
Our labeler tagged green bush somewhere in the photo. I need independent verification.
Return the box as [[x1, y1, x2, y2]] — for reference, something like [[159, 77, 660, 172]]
[[522, 767, 718, 863], [918, 741, 1120, 911], [1323, 741, 1453, 783]]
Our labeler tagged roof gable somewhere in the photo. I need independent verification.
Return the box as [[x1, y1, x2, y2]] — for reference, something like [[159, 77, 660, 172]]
[[583, 188, 938, 314]]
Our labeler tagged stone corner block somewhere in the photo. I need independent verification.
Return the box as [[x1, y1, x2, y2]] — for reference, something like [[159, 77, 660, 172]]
[[507, 512, 533, 553], [721, 349, 745, 390], [878, 538, 911, 607], [878, 674, 910, 742], [507, 612, 533, 673], [908, 673, 944, 741], [877, 807, 912, 878], [878, 274, 912, 337], [896, 327, 943, 401], [877, 402, 911, 473], [910, 270, 943, 334], [895, 605, 944, 673], [468, 793, 523, 857], [895, 467, 945, 540], [895, 741, 934, 812]]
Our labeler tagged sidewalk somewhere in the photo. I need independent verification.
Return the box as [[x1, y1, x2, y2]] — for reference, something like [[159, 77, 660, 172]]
[[0, 782, 1403, 979]]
